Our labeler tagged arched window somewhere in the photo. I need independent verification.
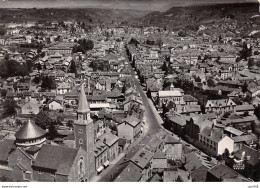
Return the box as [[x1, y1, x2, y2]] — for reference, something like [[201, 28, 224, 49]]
[[78, 157, 84, 177]]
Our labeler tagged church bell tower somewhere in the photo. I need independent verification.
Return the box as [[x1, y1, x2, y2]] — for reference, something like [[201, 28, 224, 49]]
[[74, 84, 95, 179]]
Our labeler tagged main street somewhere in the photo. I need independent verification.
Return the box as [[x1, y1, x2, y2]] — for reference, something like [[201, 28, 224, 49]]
[[92, 52, 164, 182]]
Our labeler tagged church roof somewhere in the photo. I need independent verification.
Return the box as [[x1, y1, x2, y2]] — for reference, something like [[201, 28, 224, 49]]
[[15, 119, 46, 140], [33, 144, 79, 175], [77, 84, 90, 113]]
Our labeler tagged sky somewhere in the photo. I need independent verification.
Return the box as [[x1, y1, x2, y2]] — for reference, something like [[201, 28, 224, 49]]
[[0, 0, 258, 10]]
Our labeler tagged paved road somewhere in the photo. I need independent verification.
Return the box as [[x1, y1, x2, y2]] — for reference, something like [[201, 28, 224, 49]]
[[93, 52, 164, 182]]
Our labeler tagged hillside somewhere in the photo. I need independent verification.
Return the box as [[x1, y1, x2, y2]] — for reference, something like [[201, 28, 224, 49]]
[[0, 8, 150, 24], [137, 2, 259, 31]]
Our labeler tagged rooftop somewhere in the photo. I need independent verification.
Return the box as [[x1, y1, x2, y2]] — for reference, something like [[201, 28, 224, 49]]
[[14, 119, 46, 141]]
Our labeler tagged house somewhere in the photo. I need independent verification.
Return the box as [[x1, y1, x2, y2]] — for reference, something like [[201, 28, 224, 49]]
[[98, 130, 119, 162], [32, 144, 89, 182], [206, 164, 251, 182], [123, 95, 142, 111], [151, 152, 167, 170], [163, 168, 191, 182], [234, 105, 255, 116], [191, 165, 209, 182], [117, 115, 142, 142], [165, 112, 187, 136], [199, 127, 234, 156], [157, 131, 182, 160], [185, 116, 213, 141], [21, 101, 41, 115], [158, 84, 185, 111], [56, 82, 71, 95], [114, 162, 143, 182], [205, 99, 236, 115], [175, 104, 202, 115], [233, 144, 260, 181], [248, 86, 260, 97], [220, 70, 231, 80], [184, 152, 212, 173], [130, 149, 154, 182], [94, 140, 108, 174], [48, 100, 63, 111], [232, 134, 258, 152], [183, 94, 198, 105]]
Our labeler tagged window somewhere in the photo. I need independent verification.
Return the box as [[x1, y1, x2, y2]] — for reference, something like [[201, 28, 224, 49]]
[[78, 157, 84, 177], [79, 129, 83, 134], [79, 139, 83, 144]]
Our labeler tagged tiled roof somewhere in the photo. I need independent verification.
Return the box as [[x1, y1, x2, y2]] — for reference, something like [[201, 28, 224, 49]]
[[0, 139, 15, 164], [131, 148, 154, 169], [33, 144, 79, 175], [234, 144, 260, 166], [114, 162, 142, 182]]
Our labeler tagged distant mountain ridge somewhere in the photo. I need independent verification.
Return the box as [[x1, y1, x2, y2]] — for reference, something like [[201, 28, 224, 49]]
[[137, 2, 259, 29], [0, 8, 150, 24]]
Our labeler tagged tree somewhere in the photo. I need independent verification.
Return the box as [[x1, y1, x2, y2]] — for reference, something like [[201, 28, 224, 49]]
[[1, 89, 7, 97], [223, 148, 230, 158], [40, 52, 46, 58], [0, 60, 8, 78], [242, 82, 248, 93], [147, 89, 152, 98], [2, 100, 18, 118], [68, 60, 77, 74], [223, 112, 231, 118], [37, 63, 42, 71], [67, 120, 74, 128], [129, 38, 139, 47], [32, 76, 41, 84], [0, 27, 6, 36], [248, 58, 254, 68], [207, 78, 215, 87], [178, 30, 187, 37], [240, 43, 252, 60], [48, 122, 58, 140], [41, 76, 56, 90], [110, 124, 118, 135], [35, 111, 52, 130], [195, 76, 201, 82], [161, 61, 168, 72]]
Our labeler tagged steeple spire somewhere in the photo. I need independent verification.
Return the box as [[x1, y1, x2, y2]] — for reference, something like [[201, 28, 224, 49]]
[[77, 84, 90, 114]]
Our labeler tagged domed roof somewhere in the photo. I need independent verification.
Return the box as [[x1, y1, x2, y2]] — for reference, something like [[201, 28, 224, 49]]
[[15, 119, 46, 140]]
